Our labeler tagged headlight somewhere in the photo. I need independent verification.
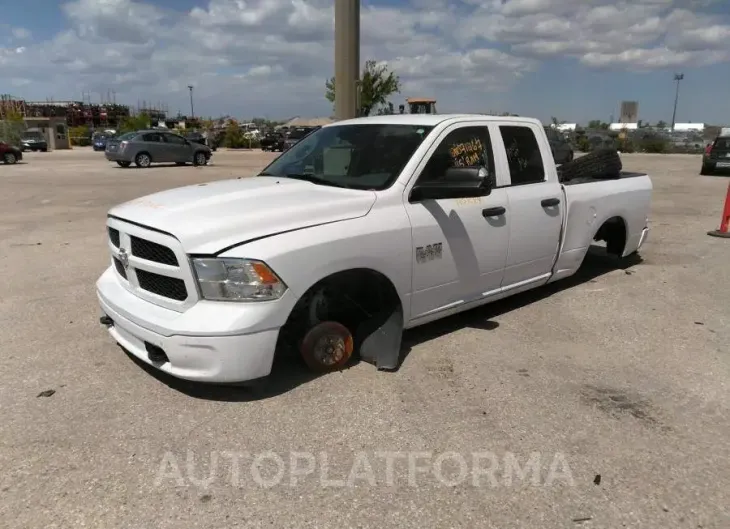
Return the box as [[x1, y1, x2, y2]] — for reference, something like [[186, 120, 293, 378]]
[[192, 258, 287, 301]]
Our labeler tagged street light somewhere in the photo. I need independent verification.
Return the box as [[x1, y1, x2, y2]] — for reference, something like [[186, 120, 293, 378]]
[[671, 73, 684, 132], [188, 85, 195, 120]]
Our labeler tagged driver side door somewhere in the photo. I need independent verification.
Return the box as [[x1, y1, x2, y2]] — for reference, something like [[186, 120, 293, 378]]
[[403, 123, 510, 322]]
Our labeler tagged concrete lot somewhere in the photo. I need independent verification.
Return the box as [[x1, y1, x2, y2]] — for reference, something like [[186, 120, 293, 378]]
[[1, 148, 729, 528]]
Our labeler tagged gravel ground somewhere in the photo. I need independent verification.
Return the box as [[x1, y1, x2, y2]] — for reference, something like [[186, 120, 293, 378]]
[[1, 148, 729, 528]]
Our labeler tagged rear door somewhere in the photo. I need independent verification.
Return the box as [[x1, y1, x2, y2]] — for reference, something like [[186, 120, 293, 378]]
[[495, 123, 564, 289], [140, 132, 166, 162], [163, 133, 190, 163]]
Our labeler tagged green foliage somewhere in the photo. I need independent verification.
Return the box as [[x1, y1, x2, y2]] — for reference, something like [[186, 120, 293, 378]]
[[69, 125, 91, 146], [617, 137, 635, 153], [636, 135, 669, 153], [221, 120, 261, 149], [0, 108, 25, 145], [325, 60, 401, 117], [118, 113, 151, 133], [576, 136, 592, 152], [655, 120, 667, 129], [587, 120, 610, 130]]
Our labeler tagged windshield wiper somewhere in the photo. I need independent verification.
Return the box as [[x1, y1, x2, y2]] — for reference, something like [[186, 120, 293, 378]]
[[285, 173, 348, 188]]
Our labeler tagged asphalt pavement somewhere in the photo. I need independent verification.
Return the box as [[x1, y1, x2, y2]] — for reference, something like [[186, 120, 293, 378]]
[[1, 148, 729, 528]]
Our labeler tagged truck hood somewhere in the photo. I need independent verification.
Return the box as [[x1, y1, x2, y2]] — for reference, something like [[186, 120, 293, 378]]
[[108, 176, 377, 254]]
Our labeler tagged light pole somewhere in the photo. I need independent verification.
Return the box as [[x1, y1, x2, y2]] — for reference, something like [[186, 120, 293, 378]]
[[671, 73, 683, 131], [188, 85, 195, 120], [334, 0, 360, 120]]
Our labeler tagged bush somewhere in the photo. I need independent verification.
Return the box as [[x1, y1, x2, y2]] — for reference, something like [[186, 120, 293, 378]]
[[222, 121, 261, 149], [637, 136, 669, 153], [69, 125, 91, 146]]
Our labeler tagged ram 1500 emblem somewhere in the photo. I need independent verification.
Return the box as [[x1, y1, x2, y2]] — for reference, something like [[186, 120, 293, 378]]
[[416, 243, 443, 263]]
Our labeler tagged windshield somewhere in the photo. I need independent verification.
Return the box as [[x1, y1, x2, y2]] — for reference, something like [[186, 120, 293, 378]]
[[259, 124, 434, 190], [116, 132, 138, 141], [23, 132, 43, 140]]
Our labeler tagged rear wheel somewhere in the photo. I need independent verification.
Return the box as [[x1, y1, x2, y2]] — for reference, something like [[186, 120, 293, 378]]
[[700, 165, 712, 175], [135, 152, 151, 168], [3, 152, 18, 164]]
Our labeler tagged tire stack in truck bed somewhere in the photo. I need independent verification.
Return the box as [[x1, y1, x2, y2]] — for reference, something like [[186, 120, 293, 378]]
[[557, 149, 622, 183]]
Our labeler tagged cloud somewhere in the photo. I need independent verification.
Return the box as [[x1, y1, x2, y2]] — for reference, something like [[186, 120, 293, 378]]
[[0, 0, 728, 117]]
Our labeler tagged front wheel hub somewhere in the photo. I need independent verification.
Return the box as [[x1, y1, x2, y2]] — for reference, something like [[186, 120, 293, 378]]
[[300, 321, 354, 372]]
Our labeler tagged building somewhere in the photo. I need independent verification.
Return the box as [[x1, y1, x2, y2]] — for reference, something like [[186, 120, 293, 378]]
[[671, 123, 704, 132], [550, 123, 577, 132], [23, 117, 70, 150]]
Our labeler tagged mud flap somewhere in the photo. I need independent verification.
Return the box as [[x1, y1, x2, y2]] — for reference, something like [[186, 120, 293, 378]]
[[356, 305, 404, 371]]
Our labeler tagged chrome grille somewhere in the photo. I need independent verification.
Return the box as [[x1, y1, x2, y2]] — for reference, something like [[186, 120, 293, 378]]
[[106, 218, 196, 311]]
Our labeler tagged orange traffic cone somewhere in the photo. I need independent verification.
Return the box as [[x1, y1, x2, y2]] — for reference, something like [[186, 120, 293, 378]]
[[708, 181, 730, 238]]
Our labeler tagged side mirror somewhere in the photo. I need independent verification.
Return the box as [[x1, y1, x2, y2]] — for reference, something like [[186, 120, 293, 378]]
[[410, 166, 493, 202]]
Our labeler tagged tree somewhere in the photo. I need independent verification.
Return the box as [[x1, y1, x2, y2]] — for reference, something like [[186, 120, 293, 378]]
[[0, 108, 26, 146], [587, 120, 610, 130], [325, 60, 401, 117], [118, 113, 151, 133], [655, 120, 667, 129]]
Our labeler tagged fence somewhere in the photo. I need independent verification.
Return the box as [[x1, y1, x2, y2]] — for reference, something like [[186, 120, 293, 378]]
[[563, 128, 709, 154]]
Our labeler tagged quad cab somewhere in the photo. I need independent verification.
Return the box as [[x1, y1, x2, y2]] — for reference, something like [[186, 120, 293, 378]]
[[97, 114, 651, 384]]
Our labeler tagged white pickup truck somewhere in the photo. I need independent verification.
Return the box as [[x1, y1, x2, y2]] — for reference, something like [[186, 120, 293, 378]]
[[97, 114, 652, 384]]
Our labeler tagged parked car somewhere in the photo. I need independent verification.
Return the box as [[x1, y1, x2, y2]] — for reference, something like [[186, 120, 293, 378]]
[[20, 129, 48, 152], [184, 131, 217, 151], [1, 141, 23, 164], [104, 130, 212, 168], [96, 114, 652, 384], [283, 126, 319, 151], [92, 133, 111, 151], [544, 126, 574, 164], [260, 131, 286, 152], [700, 134, 730, 175]]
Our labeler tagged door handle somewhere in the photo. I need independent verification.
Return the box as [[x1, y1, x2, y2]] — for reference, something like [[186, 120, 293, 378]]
[[482, 206, 506, 217], [541, 198, 560, 207]]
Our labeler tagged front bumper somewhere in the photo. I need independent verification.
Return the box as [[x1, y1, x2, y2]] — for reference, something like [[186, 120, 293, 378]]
[[96, 266, 295, 383]]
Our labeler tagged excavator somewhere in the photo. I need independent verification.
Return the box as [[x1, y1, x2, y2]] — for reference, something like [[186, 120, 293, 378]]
[[398, 97, 437, 114]]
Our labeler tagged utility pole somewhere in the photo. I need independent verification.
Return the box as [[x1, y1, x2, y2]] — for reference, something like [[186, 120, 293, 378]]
[[334, 0, 360, 120], [188, 85, 195, 120], [671, 73, 684, 132]]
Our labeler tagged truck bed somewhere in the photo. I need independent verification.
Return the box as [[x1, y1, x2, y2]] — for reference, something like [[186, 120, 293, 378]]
[[562, 171, 647, 185]]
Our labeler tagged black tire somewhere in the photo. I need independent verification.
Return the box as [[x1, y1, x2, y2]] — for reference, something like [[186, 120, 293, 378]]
[[557, 148, 622, 183], [4, 152, 18, 164], [116, 161, 131, 168], [41, 147, 47, 152], [192, 151, 207, 166], [135, 152, 151, 168], [700, 165, 712, 176]]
